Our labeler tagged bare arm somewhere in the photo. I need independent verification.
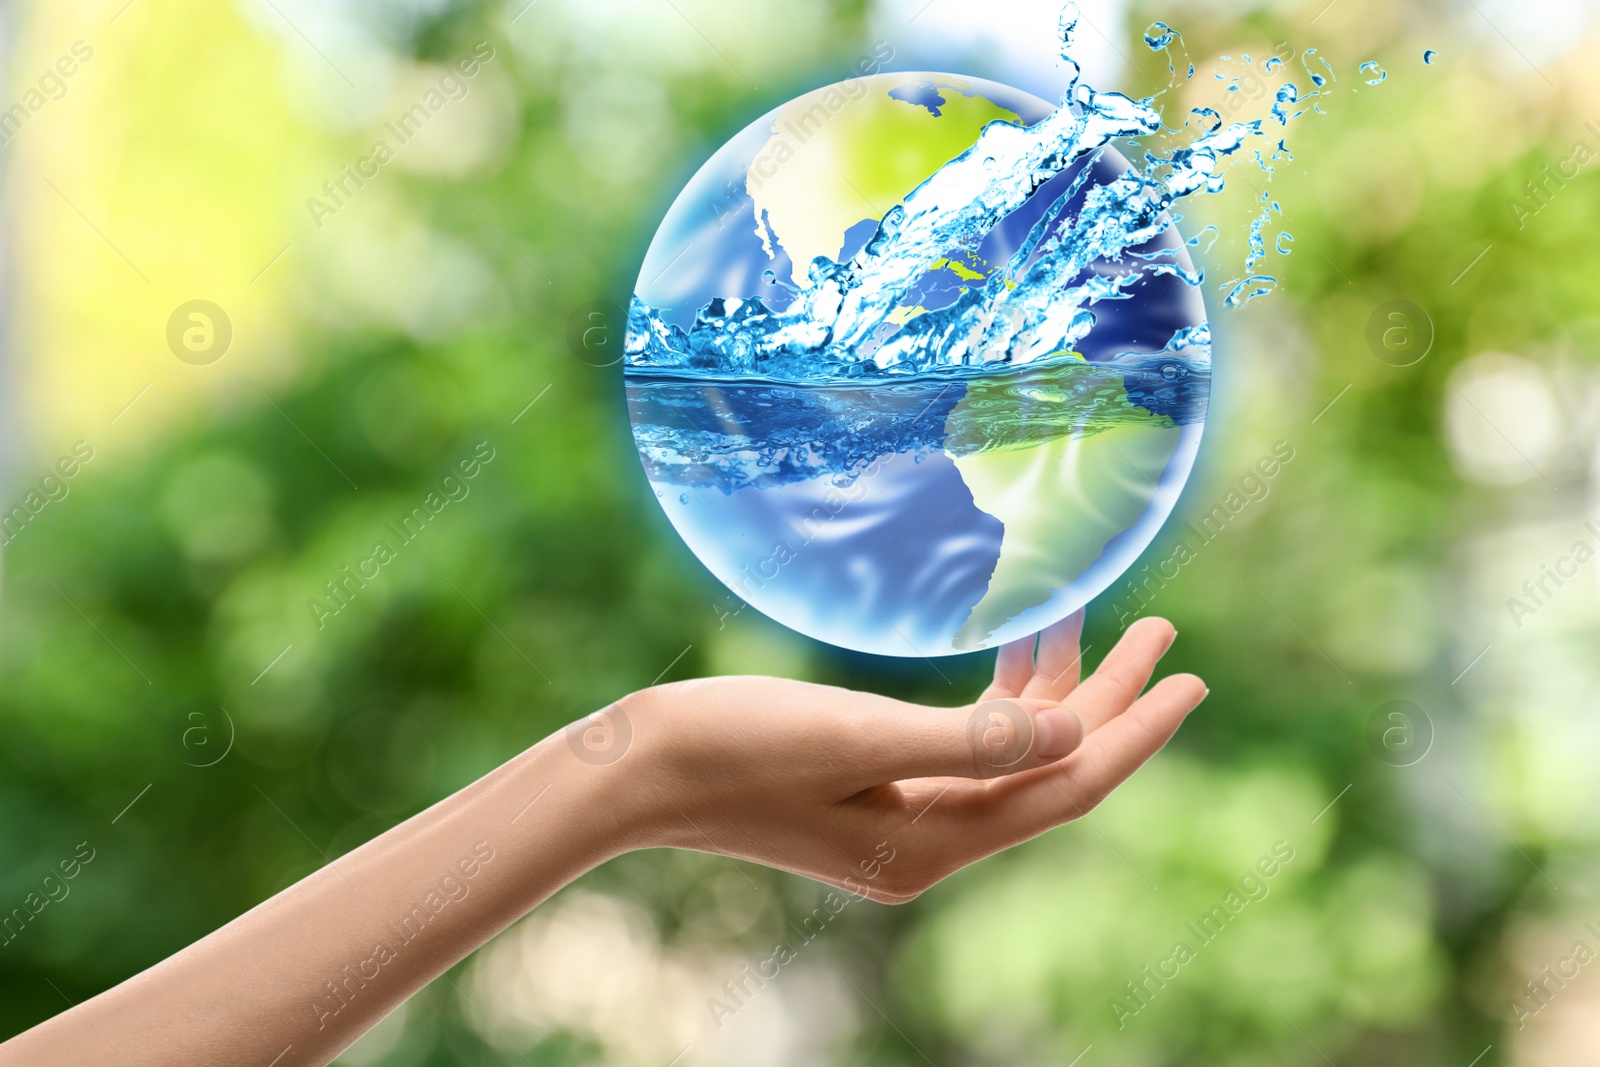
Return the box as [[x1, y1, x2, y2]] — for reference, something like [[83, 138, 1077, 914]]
[[0, 614, 1203, 1066]]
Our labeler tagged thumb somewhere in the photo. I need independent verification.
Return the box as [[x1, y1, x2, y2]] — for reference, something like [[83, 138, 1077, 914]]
[[848, 697, 1085, 784], [966, 697, 1086, 778]]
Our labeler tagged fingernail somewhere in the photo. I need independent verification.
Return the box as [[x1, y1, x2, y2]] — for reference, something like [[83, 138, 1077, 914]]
[[1035, 707, 1083, 759]]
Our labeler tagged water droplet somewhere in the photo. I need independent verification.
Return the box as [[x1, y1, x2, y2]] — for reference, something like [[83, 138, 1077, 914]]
[[1276, 232, 1295, 254], [1161, 363, 1184, 381], [1143, 21, 1182, 52], [1423, 49, 1438, 65], [1360, 61, 1387, 85], [678, 493, 688, 504]]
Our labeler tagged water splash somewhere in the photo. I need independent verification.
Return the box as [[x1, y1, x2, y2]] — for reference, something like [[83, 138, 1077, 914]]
[[1361, 61, 1388, 85], [627, 7, 1387, 384], [1144, 21, 1183, 71]]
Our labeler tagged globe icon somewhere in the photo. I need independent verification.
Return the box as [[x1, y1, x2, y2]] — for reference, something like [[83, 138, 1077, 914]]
[[625, 72, 1208, 657]]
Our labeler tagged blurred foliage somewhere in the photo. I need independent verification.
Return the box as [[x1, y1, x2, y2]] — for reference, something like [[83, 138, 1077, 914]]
[[3, 0, 1600, 1065]]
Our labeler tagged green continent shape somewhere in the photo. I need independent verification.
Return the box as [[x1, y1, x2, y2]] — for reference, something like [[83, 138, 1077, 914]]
[[947, 388, 1181, 652], [748, 76, 1019, 285]]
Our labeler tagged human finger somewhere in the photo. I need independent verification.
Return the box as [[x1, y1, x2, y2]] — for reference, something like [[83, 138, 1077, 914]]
[[1020, 609, 1086, 702], [1062, 616, 1177, 734], [981, 633, 1037, 701]]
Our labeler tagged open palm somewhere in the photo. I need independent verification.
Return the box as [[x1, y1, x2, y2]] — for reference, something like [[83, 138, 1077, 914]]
[[619, 612, 1206, 902]]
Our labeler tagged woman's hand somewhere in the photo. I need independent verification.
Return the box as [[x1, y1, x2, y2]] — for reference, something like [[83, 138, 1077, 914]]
[[2, 612, 1202, 1067], [602, 613, 1205, 902]]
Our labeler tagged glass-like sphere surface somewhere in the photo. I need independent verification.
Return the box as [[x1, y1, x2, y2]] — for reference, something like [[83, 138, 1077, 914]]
[[625, 72, 1207, 657]]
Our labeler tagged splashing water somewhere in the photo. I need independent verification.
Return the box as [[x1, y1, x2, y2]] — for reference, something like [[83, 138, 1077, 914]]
[[627, 5, 1382, 385], [1144, 21, 1183, 71]]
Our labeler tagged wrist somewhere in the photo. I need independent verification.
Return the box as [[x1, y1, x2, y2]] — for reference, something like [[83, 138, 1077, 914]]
[[521, 686, 671, 862]]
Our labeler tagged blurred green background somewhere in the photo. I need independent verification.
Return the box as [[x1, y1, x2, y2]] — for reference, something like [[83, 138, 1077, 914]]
[[3, 0, 1599, 1064]]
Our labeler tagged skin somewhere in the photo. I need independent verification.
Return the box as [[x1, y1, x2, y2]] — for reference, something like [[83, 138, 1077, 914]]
[[0, 613, 1204, 1066]]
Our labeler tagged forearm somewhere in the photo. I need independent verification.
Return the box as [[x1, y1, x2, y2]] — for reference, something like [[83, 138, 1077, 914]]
[[2, 725, 634, 1067]]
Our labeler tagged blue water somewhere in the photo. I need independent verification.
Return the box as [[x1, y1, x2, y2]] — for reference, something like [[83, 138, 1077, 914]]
[[630, 353, 1209, 495]]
